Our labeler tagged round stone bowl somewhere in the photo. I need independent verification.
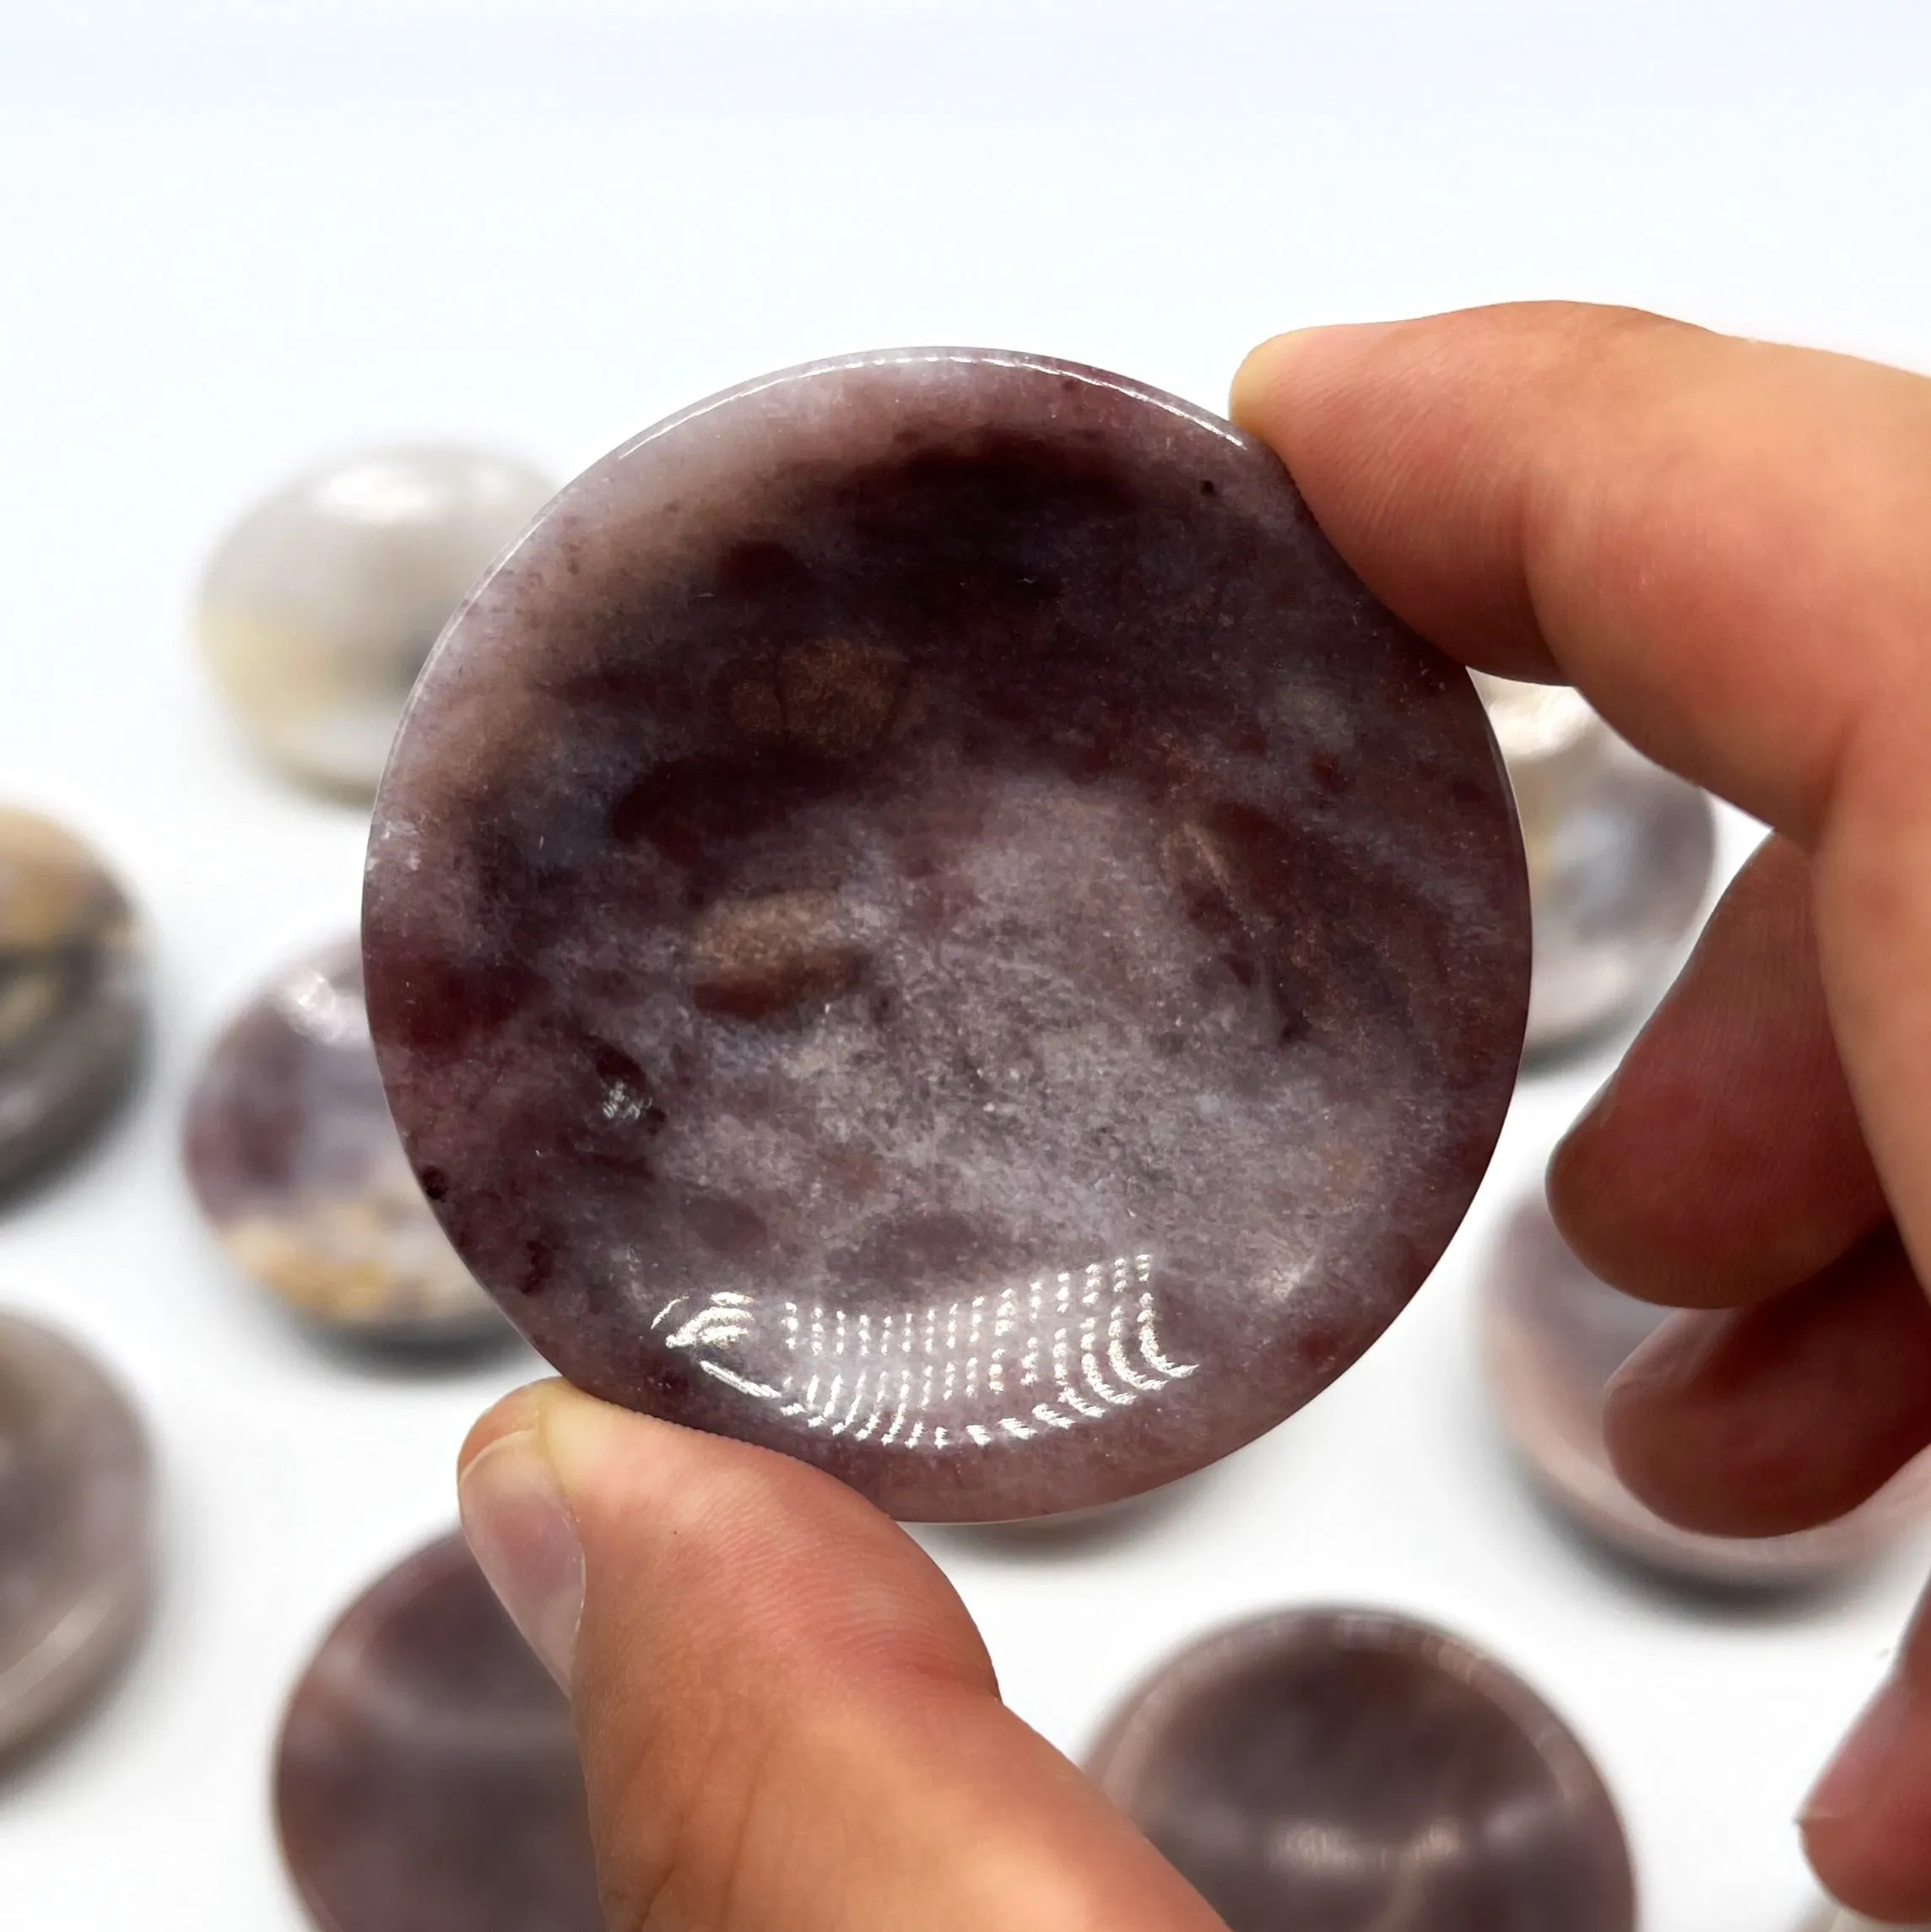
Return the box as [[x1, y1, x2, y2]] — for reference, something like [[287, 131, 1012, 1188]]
[[274, 1532, 598, 1932], [0, 1310, 154, 1758], [182, 938, 503, 1350], [365, 349, 1530, 1520], [198, 445, 555, 798], [1087, 1606, 1636, 1932]]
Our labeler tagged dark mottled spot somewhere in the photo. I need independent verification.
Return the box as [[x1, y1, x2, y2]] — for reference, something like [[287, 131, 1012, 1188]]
[[1294, 1320, 1344, 1372], [419, 1165, 450, 1202], [587, 1038, 647, 1090], [609, 755, 802, 863], [716, 538, 812, 599], [841, 1210, 1005, 1291], [519, 1237, 554, 1296], [369, 938, 543, 1060], [681, 1193, 771, 1260]]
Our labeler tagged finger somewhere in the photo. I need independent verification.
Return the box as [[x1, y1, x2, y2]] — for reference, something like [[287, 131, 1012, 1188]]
[[457, 1381, 1220, 1932], [1804, 1583, 1931, 1921], [1232, 306, 1931, 1283], [1550, 835, 1887, 1308], [1600, 1229, 1931, 1539], [1231, 305, 1931, 833]]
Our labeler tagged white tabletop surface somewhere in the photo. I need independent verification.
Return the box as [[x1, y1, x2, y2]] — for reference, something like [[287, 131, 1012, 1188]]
[[3, 3, 1928, 1926]]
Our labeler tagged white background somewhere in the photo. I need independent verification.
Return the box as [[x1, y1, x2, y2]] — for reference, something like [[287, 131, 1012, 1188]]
[[2, 3, 1928, 1926]]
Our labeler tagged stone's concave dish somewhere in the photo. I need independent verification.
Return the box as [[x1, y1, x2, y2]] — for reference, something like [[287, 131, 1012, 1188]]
[[198, 445, 555, 797], [0, 1311, 153, 1757], [1474, 674, 1715, 1058], [1482, 1191, 1931, 1585], [183, 938, 501, 1346], [0, 807, 146, 1197], [365, 348, 1531, 1522], [275, 1533, 598, 1932], [1087, 1608, 1636, 1932]]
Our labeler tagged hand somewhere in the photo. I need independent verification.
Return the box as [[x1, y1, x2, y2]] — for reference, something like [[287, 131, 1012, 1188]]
[[456, 303, 1931, 1928], [1234, 302, 1931, 1921]]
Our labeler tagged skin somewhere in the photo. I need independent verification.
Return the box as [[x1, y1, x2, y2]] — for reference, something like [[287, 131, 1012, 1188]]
[[458, 303, 1931, 1925]]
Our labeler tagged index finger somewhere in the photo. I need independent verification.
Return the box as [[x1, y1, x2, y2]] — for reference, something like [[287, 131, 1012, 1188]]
[[1231, 303, 1931, 1281]]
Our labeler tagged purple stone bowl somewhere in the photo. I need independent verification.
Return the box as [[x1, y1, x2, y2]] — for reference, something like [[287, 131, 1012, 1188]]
[[364, 349, 1529, 1520]]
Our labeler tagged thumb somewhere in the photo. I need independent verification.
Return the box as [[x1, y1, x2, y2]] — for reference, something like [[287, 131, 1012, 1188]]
[[457, 1381, 1222, 1932]]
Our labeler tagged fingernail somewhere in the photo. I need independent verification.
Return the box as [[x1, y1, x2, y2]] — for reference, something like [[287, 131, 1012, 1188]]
[[459, 1429, 584, 1690], [1802, 1673, 1914, 1827], [1229, 322, 1398, 425], [1604, 1307, 1727, 1399]]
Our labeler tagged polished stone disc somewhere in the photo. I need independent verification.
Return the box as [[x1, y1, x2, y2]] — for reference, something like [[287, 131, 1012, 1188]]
[[0, 1311, 153, 1756], [365, 349, 1530, 1520], [1474, 674, 1714, 1058], [1482, 1190, 1931, 1584], [199, 445, 554, 796], [183, 939, 500, 1345], [1087, 1608, 1635, 1932], [276, 1532, 598, 1932], [0, 807, 145, 1195]]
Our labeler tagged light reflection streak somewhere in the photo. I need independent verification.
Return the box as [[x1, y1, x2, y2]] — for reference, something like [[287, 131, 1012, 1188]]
[[660, 1251, 1196, 1450]]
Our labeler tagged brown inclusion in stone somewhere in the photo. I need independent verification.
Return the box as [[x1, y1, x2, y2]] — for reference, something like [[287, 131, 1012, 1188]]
[[275, 1533, 598, 1932], [1088, 1609, 1636, 1932], [364, 349, 1530, 1521]]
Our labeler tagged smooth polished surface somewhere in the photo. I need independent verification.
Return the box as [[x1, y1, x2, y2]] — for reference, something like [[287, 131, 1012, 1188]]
[[365, 349, 1530, 1520], [276, 1532, 598, 1932], [184, 939, 499, 1345], [0, 808, 145, 1195], [1087, 1607, 1636, 1931], [199, 445, 555, 796], [0, 1311, 152, 1756], [1474, 675, 1714, 1058], [1483, 1191, 1931, 1584]]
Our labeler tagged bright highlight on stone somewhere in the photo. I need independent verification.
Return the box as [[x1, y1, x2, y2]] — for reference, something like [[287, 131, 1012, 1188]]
[[183, 938, 500, 1345], [365, 349, 1530, 1521], [199, 445, 554, 795], [1087, 1608, 1636, 1932], [275, 1533, 598, 1932]]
